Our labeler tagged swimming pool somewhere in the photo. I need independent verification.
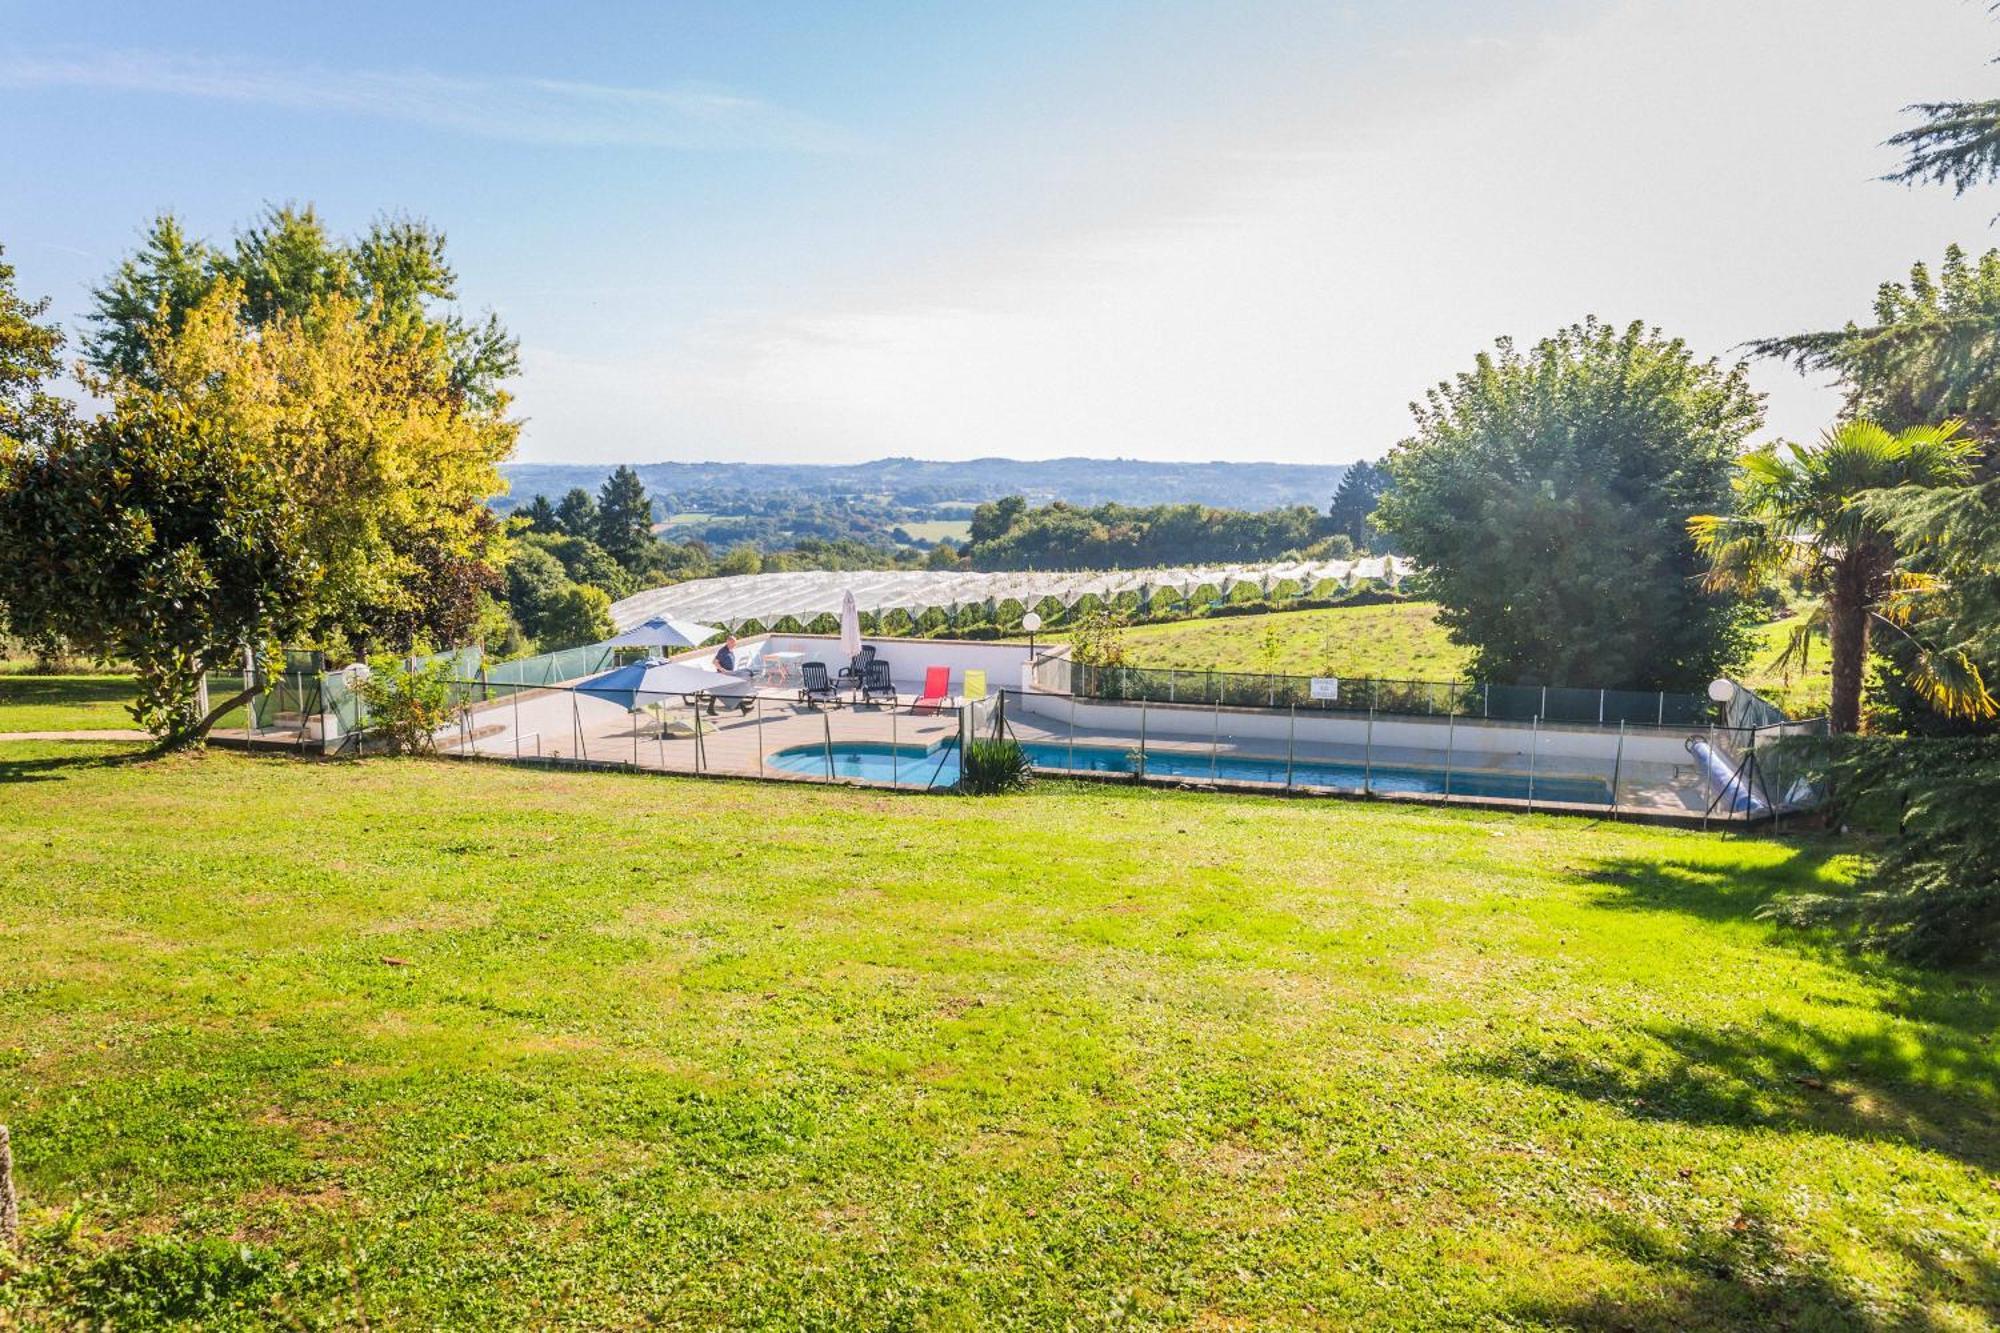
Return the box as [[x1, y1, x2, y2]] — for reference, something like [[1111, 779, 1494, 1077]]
[[766, 740, 1612, 804]]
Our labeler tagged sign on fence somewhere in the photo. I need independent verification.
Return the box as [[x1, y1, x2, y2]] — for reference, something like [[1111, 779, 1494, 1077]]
[[1309, 677, 1339, 701]]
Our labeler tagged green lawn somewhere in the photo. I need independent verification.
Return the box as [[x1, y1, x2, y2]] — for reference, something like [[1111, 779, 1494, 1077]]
[[1102, 603, 1836, 717], [1, 745, 1994, 1327], [0, 674, 138, 732]]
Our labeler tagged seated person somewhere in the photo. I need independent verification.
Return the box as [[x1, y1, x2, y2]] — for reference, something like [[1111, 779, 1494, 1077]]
[[707, 635, 755, 715]]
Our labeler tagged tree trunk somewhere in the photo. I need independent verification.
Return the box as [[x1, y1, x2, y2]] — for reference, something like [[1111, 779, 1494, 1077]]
[[1827, 579, 1871, 735]]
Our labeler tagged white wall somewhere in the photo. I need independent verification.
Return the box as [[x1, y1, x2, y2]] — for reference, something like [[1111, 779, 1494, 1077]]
[[682, 634, 1038, 695]]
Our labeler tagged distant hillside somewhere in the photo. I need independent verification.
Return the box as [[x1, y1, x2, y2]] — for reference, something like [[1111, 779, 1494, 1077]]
[[498, 457, 1347, 511]]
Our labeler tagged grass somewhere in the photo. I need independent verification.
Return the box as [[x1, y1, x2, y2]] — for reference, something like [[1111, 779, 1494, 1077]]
[[1, 745, 1995, 1328], [1105, 601, 1474, 679], [898, 519, 973, 543], [1102, 603, 1837, 717], [0, 674, 138, 732]]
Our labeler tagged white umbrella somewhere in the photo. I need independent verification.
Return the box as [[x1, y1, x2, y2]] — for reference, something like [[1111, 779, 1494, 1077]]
[[839, 589, 863, 660], [601, 614, 720, 651]]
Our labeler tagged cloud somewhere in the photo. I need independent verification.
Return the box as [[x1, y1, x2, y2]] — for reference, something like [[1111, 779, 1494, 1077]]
[[0, 49, 857, 152]]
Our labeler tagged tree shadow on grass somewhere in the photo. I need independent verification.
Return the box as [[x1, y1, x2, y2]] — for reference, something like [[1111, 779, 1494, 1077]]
[[1581, 840, 1854, 929], [0, 746, 155, 785], [1469, 1005, 1999, 1175], [1509, 1206, 1997, 1331]]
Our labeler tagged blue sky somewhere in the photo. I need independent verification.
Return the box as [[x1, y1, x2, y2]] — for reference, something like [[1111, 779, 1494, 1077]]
[[5, 1, 1999, 466]]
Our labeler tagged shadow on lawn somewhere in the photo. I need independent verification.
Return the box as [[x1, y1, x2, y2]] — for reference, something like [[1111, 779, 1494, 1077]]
[[1482, 845, 2000, 1324], [1489, 850, 2000, 1170], [0, 746, 153, 784], [1580, 840, 1853, 928], [1509, 1206, 1999, 1331]]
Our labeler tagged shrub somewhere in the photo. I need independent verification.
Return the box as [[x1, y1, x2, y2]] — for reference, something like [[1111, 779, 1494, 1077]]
[[960, 738, 1032, 795], [357, 655, 461, 754], [1762, 734, 2000, 965]]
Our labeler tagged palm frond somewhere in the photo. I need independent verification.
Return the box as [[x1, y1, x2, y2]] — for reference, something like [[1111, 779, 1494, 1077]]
[[1903, 644, 1999, 719]]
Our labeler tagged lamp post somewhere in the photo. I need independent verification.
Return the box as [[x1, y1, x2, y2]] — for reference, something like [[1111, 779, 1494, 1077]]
[[1022, 611, 1042, 656]]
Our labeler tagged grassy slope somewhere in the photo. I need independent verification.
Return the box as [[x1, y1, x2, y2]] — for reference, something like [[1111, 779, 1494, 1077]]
[[0, 745, 1993, 1328], [0, 675, 138, 732], [1105, 603, 1836, 715], [1108, 602, 1474, 680]]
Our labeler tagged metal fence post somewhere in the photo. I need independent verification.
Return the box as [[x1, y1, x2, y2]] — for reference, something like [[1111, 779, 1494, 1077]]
[[756, 695, 765, 776], [512, 688, 522, 760], [1211, 699, 1220, 780], [891, 698, 900, 790], [1528, 715, 1539, 810], [1444, 704, 1456, 798], [1138, 698, 1148, 780], [1068, 691, 1077, 772], [823, 707, 835, 781], [572, 691, 583, 761], [1539, 684, 1548, 721], [1656, 692, 1664, 727], [1286, 702, 1296, 790], [1364, 706, 1375, 795], [1609, 719, 1626, 814]]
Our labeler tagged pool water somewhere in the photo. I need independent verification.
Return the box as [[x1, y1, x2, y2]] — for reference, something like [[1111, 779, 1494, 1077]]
[[767, 740, 1612, 804]]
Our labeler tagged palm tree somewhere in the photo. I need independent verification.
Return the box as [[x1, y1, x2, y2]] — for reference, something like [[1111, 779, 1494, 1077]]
[[1690, 420, 1980, 732]]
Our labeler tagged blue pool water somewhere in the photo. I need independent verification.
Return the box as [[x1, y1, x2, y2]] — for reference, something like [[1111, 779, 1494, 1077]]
[[767, 741, 1611, 804]]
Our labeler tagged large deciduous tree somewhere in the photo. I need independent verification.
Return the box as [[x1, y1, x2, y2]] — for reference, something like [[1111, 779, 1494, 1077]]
[[1690, 421, 1982, 734], [0, 250, 519, 745], [1373, 318, 1759, 691]]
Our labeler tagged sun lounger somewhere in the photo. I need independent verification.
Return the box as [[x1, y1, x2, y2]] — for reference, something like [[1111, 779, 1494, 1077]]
[[836, 646, 875, 692], [912, 665, 950, 714], [860, 658, 898, 705], [799, 661, 841, 707]]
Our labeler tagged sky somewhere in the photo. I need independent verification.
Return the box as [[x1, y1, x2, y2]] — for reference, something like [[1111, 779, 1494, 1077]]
[[4, 0, 1999, 468]]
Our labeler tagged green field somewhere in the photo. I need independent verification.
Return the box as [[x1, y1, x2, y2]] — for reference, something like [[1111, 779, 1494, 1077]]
[[1101, 602, 1836, 716], [0, 674, 138, 732], [898, 519, 973, 543], [651, 511, 721, 531], [1106, 601, 1473, 680], [1, 744, 1994, 1327]]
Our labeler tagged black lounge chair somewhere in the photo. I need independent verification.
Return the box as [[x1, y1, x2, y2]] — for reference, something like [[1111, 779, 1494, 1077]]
[[799, 661, 841, 707], [836, 646, 875, 691], [859, 657, 898, 706]]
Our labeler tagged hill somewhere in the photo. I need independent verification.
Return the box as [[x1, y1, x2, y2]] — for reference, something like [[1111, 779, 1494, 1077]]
[[499, 457, 1349, 512]]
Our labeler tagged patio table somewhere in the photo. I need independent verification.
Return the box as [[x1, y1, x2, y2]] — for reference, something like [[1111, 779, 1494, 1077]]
[[761, 651, 807, 686]]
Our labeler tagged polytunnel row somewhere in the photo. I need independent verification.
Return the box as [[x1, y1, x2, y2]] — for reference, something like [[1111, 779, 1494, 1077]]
[[608, 558, 1414, 632]]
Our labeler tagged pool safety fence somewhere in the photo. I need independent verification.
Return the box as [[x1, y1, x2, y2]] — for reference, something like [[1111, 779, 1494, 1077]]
[[1063, 660, 1751, 729], [981, 689, 1823, 824]]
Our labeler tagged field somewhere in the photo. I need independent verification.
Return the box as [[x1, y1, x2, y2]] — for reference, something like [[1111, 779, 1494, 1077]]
[[1104, 601, 1473, 680], [0, 674, 139, 733], [1100, 603, 1835, 717], [897, 519, 974, 543], [1, 744, 1994, 1328]]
